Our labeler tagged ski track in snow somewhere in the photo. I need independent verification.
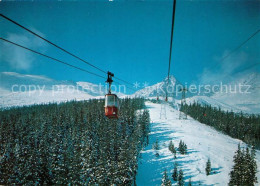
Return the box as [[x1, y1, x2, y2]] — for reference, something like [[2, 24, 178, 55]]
[[136, 101, 260, 186]]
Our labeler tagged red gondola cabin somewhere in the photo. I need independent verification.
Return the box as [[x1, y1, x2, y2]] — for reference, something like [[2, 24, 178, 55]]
[[105, 94, 119, 118]]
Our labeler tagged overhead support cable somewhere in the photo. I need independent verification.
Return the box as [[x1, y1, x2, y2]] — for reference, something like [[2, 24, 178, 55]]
[[0, 14, 133, 86], [1, 37, 136, 92], [205, 28, 260, 74], [221, 29, 260, 62], [114, 77, 133, 86], [0, 14, 106, 74], [167, 0, 176, 83], [165, 0, 177, 101], [0, 37, 106, 79]]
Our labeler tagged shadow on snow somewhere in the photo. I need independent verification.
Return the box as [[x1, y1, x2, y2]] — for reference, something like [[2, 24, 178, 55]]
[[136, 121, 209, 185]]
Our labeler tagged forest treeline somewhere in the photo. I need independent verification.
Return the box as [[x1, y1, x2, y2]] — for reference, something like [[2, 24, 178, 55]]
[[0, 98, 150, 185], [181, 102, 260, 148]]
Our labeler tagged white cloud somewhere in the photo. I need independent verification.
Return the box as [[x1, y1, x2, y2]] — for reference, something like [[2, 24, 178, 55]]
[[199, 50, 248, 84], [0, 29, 47, 70]]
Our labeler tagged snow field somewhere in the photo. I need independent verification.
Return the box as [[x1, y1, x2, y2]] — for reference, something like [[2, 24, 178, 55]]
[[136, 101, 260, 186]]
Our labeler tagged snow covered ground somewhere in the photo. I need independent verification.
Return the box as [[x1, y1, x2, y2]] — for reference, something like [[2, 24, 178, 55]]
[[0, 72, 125, 109], [184, 96, 242, 113], [0, 89, 97, 108], [136, 101, 260, 185]]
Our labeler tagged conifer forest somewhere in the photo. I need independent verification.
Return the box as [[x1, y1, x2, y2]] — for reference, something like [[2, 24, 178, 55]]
[[0, 98, 150, 185], [181, 102, 260, 148]]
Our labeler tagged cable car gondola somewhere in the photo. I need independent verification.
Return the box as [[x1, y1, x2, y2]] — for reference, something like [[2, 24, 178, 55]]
[[105, 93, 119, 119], [105, 72, 119, 119]]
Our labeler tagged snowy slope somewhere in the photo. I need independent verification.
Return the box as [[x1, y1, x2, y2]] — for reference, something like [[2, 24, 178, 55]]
[[77, 81, 105, 96], [136, 101, 260, 185], [184, 96, 242, 113], [0, 72, 128, 108], [1, 90, 95, 108]]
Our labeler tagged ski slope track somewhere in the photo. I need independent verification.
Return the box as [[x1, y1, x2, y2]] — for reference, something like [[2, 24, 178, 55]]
[[136, 101, 260, 186]]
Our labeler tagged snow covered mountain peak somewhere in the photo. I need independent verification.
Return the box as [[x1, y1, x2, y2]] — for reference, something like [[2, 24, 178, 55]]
[[163, 75, 177, 83], [133, 75, 180, 98], [132, 72, 260, 114]]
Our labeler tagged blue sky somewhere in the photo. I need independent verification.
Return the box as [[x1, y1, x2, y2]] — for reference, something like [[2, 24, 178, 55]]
[[0, 0, 259, 93]]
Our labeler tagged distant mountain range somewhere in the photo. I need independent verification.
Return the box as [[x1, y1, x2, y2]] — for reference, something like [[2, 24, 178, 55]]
[[0, 71, 259, 114], [0, 72, 101, 108], [132, 73, 260, 114], [133, 75, 182, 99], [132, 75, 212, 100]]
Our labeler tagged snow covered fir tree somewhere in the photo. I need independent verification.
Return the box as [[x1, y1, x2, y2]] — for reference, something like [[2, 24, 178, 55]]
[[206, 158, 211, 176], [178, 169, 185, 186], [0, 96, 259, 185], [161, 170, 171, 186], [0, 98, 150, 185], [229, 144, 257, 185], [172, 162, 178, 182], [178, 140, 187, 155]]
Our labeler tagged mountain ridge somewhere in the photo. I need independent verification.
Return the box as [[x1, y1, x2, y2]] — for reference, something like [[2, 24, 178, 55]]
[[0, 71, 259, 114], [132, 72, 260, 114]]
